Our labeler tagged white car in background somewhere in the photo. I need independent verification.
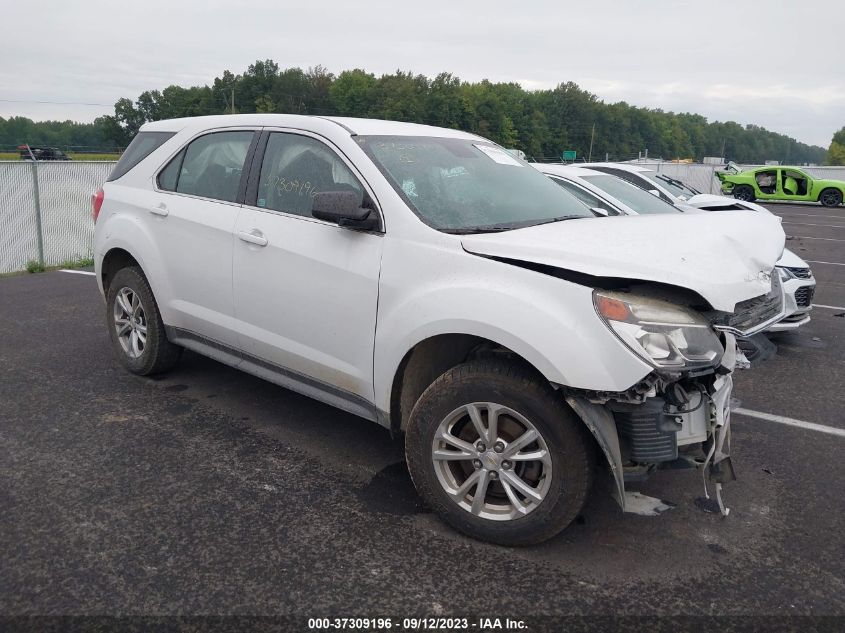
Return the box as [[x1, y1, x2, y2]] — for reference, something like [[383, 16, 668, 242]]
[[571, 163, 815, 331]]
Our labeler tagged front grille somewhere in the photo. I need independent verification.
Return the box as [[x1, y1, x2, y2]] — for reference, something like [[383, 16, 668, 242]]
[[787, 267, 812, 279], [794, 285, 815, 308], [710, 273, 783, 333]]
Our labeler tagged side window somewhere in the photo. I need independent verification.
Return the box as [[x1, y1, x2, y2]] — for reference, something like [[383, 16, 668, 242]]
[[551, 178, 618, 215], [256, 133, 364, 218], [157, 148, 185, 191], [108, 131, 175, 182], [159, 131, 254, 203]]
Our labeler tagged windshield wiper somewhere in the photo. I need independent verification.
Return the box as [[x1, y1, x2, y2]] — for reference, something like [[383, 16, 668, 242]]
[[440, 226, 514, 234], [441, 215, 587, 234], [526, 214, 588, 227]]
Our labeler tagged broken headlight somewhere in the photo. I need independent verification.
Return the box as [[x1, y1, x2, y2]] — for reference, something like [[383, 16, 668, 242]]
[[594, 290, 723, 370]]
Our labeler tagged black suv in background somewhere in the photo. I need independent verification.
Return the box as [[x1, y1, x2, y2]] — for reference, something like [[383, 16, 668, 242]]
[[18, 145, 70, 161]]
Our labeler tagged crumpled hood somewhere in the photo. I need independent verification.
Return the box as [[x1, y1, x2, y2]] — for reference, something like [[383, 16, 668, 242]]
[[462, 211, 785, 312]]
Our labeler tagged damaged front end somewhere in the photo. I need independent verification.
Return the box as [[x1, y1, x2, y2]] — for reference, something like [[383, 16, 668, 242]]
[[564, 277, 787, 517], [566, 342, 737, 517]]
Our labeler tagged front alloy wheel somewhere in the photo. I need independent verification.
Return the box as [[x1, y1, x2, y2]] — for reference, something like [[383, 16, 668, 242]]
[[405, 360, 594, 546], [820, 189, 843, 207], [432, 402, 552, 520]]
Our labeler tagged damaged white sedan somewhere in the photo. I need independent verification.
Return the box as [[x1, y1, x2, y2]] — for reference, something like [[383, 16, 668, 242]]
[[94, 115, 786, 545]]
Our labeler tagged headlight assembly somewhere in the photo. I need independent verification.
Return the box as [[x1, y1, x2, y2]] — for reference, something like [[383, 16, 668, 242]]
[[594, 290, 724, 370]]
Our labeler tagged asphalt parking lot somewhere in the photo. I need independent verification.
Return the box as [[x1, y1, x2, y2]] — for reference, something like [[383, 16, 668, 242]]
[[1, 203, 843, 627]]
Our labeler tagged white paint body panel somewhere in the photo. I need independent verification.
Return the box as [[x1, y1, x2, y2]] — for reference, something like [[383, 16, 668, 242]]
[[462, 212, 784, 312], [232, 208, 383, 403]]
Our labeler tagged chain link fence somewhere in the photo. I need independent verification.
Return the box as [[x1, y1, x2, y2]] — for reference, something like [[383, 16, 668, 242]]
[[0, 161, 115, 273], [2, 159, 843, 274]]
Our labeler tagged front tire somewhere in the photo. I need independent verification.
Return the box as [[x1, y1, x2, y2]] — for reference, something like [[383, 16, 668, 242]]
[[405, 360, 594, 546], [819, 188, 843, 207], [733, 185, 755, 202], [106, 266, 181, 375]]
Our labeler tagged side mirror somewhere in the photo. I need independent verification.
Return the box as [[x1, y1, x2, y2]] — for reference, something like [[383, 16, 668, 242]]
[[312, 191, 379, 231], [590, 207, 610, 217], [648, 189, 661, 197]]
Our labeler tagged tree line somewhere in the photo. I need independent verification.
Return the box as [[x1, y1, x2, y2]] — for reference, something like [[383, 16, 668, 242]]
[[3, 60, 839, 165]]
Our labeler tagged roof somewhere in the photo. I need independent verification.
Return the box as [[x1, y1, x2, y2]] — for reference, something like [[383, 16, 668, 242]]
[[140, 114, 482, 140]]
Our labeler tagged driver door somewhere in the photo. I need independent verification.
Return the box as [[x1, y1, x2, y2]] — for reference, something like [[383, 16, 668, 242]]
[[232, 130, 384, 419]]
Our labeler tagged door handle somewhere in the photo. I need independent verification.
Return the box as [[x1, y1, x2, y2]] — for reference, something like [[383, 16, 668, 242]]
[[149, 205, 169, 217], [238, 230, 268, 247]]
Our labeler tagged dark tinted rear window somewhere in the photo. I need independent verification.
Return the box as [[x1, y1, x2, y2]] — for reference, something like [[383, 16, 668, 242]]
[[107, 131, 175, 181]]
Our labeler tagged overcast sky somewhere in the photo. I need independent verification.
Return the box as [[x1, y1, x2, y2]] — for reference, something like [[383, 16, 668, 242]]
[[2, 1, 842, 147]]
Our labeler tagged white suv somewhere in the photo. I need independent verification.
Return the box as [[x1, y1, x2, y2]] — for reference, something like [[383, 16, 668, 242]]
[[94, 115, 786, 545]]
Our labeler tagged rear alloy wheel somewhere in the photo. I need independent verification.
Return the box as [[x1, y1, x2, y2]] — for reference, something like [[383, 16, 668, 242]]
[[733, 185, 755, 202], [405, 360, 593, 546], [106, 266, 182, 375], [113, 286, 148, 359], [819, 188, 843, 207]]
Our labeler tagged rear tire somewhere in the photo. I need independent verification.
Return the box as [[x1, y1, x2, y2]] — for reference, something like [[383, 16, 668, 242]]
[[733, 185, 755, 202], [819, 188, 843, 207], [106, 266, 182, 376], [405, 360, 594, 546]]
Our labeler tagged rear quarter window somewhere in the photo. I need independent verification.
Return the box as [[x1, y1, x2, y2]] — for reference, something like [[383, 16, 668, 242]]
[[107, 131, 175, 182]]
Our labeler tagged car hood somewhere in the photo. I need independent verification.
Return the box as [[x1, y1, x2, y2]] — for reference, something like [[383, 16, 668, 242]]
[[777, 248, 809, 269], [687, 193, 773, 215], [461, 211, 785, 312]]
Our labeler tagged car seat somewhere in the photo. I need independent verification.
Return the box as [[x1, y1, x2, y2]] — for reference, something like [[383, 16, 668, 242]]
[[783, 176, 798, 195]]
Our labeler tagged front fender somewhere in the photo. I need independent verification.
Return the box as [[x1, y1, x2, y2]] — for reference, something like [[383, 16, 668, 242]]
[[373, 239, 652, 414]]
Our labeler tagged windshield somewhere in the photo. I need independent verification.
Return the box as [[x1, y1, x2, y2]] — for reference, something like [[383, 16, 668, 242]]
[[642, 172, 700, 198], [357, 136, 594, 232], [580, 174, 681, 215]]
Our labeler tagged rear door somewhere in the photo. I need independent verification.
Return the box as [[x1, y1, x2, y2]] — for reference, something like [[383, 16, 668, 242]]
[[232, 130, 384, 418], [151, 128, 258, 347]]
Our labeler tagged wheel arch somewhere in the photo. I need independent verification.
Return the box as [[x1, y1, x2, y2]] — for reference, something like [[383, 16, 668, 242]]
[[387, 333, 546, 435], [817, 186, 844, 206], [100, 247, 141, 296]]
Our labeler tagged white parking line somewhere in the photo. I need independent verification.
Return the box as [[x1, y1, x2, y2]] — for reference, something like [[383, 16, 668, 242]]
[[782, 222, 845, 229], [789, 236, 845, 242], [813, 303, 845, 311], [805, 260, 845, 266], [59, 269, 96, 276], [775, 213, 845, 220], [734, 408, 845, 438]]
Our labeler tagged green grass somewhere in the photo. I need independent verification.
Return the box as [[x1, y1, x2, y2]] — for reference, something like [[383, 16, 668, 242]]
[[0, 152, 119, 161], [16, 254, 93, 275], [59, 255, 94, 269], [25, 259, 46, 273]]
